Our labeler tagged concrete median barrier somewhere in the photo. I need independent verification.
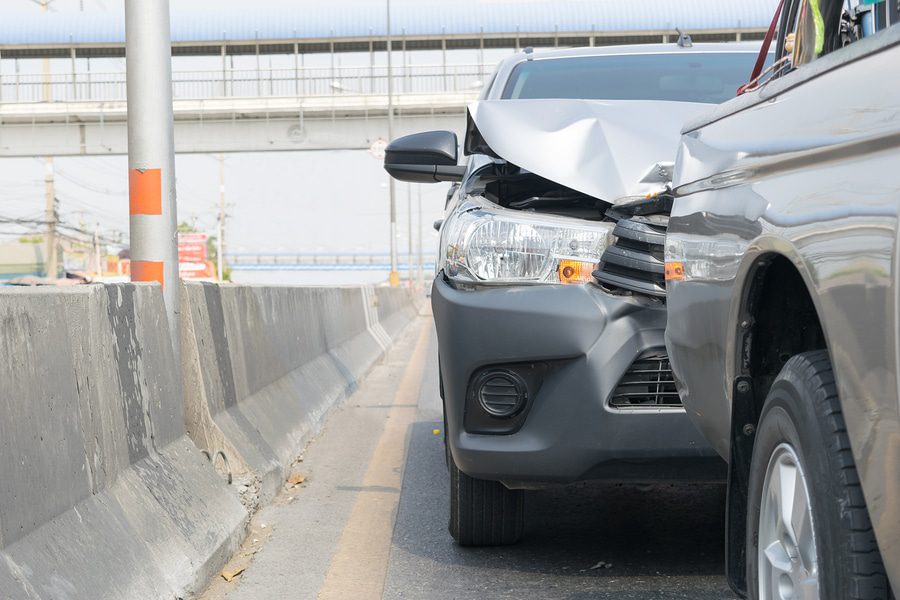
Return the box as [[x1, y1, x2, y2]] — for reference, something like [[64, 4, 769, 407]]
[[182, 283, 416, 506], [0, 281, 414, 598], [374, 285, 420, 341], [0, 284, 247, 600]]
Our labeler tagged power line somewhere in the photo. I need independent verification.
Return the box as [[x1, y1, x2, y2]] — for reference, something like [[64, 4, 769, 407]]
[[0, 214, 125, 246], [54, 166, 127, 196]]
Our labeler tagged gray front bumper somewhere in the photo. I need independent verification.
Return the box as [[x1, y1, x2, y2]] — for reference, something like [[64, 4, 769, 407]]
[[432, 275, 724, 484]]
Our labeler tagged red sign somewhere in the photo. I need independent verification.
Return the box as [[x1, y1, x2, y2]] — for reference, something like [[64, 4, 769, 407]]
[[179, 260, 216, 281], [178, 233, 208, 264]]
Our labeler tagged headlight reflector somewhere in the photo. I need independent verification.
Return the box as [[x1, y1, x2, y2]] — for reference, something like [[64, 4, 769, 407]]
[[440, 197, 614, 285]]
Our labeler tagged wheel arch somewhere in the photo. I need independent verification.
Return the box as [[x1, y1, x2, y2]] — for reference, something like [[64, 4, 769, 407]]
[[731, 249, 829, 394], [723, 244, 830, 595]]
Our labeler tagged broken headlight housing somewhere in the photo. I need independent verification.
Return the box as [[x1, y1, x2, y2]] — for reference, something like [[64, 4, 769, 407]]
[[439, 196, 614, 285]]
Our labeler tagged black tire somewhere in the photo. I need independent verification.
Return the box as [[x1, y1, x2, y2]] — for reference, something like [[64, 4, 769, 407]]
[[448, 453, 524, 546], [747, 351, 888, 599]]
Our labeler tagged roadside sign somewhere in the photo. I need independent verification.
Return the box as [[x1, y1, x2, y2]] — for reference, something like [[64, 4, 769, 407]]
[[178, 233, 208, 268], [369, 138, 388, 160]]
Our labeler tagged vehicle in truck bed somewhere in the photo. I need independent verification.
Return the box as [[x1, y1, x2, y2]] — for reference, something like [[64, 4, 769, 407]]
[[665, 1, 900, 597]]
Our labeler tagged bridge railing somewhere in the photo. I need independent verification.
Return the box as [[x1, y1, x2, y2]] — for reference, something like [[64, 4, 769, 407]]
[[226, 253, 435, 272], [0, 63, 493, 104]]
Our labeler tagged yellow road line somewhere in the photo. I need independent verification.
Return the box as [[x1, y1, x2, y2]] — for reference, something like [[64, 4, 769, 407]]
[[318, 321, 431, 600]]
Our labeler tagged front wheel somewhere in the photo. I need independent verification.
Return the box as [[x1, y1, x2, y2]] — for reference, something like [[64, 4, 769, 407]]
[[746, 351, 887, 599], [448, 452, 524, 546]]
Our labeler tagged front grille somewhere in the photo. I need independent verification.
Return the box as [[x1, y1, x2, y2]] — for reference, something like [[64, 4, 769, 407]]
[[610, 352, 682, 408], [593, 217, 668, 298]]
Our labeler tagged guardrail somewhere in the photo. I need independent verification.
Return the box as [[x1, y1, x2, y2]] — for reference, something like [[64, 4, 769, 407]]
[[0, 63, 493, 103]]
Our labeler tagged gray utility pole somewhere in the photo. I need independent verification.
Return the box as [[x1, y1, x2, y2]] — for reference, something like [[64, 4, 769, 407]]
[[40, 0, 57, 279], [93, 222, 102, 278], [407, 182, 413, 284], [125, 0, 180, 345], [417, 184, 424, 290], [386, 0, 398, 287], [43, 158, 57, 278], [217, 154, 226, 282]]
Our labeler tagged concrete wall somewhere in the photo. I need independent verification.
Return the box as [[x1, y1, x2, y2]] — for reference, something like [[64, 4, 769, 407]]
[[0, 282, 415, 599], [181, 283, 415, 506], [0, 285, 246, 600]]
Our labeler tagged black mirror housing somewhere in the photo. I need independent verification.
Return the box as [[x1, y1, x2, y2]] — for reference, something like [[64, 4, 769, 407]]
[[384, 130, 466, 183]]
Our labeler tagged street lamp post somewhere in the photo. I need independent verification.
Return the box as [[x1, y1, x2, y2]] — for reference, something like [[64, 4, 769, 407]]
[[386, 0, 399, 287], [217, 154, 226, 282], [407, 182, 413, 285], [417, 184, 424, 290]]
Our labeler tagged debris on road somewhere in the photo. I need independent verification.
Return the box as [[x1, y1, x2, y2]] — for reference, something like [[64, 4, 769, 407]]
[[220, 567, 245, 582], [590, 561, 613, 570]]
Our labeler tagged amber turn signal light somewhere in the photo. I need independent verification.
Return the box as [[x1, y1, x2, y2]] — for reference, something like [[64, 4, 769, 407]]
[[558, 259, 595, 284], [665, 261, 685, 281]]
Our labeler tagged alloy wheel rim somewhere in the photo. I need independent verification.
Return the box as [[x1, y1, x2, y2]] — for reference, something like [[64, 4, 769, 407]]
[[758, 442, 820, 600]]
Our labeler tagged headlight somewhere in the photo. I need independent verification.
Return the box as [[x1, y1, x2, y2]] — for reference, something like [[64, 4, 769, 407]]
[[439, 196, 614, 285], [664, 233, 744, 283]]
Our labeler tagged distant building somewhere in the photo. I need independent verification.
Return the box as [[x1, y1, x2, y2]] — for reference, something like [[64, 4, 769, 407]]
[[0, 241, 60, 282]]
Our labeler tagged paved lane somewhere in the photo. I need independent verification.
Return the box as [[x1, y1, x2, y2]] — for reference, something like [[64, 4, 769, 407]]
[[202, 315, 736, 600]]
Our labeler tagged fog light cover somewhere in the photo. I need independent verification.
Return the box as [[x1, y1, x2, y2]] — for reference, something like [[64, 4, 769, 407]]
[[475, 370, 527, 418]]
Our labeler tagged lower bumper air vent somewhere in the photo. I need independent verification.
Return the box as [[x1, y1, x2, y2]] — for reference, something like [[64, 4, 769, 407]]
[[610, 352, 682, 408]]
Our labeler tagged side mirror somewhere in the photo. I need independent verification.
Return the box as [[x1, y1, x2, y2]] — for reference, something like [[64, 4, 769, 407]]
[[384, 131, 466, 184]]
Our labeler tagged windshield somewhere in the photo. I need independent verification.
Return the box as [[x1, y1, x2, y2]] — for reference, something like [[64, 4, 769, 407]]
[[502, 52, 761, 104]]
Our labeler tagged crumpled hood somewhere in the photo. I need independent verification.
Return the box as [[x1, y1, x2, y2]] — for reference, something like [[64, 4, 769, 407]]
[[466, 99, 713, 203]]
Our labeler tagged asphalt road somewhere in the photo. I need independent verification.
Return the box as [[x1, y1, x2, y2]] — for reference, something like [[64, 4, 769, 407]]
[[202, 316, 737, 600]]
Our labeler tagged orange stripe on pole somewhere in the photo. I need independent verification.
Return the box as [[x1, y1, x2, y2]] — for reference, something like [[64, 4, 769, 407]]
[[131, 260, 165, 289], [129, 168, 162, 215]]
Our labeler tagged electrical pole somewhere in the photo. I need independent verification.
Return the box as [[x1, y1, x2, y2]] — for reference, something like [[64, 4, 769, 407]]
[[40, 0, 58, 279], [407, 182, 413, 286], [386, 0, 399, 287], [217, 154, 226, 282], [93, 222, 102, 279], [41, 0, 52, 102], [125, 0, 180, 346], [417, 184, 424, 291], [43, 158, 57, 278]]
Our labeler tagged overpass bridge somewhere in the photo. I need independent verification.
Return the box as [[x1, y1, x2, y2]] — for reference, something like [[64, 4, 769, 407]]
[[0, 0, 776, 156], [0, 64, 482, 156]]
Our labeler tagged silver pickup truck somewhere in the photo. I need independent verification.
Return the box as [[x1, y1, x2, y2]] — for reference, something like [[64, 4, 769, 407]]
[[665, 1, 900, 598]]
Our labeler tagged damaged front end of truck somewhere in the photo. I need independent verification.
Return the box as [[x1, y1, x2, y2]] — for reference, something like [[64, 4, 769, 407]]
[[389, 98, 720, 482], [384, 96, 723, 545]]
